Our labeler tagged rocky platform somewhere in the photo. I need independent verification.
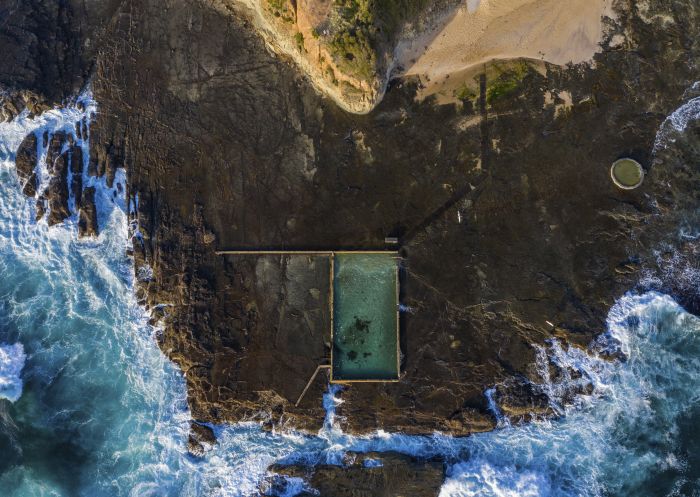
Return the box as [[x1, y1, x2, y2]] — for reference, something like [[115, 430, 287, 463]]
[[262, 452, 445, 497], [12, 116, 117, 236], [2, 0, 700, 494]]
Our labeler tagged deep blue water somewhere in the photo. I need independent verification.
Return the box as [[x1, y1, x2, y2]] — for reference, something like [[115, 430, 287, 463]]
[[0, 94, 699, 497]]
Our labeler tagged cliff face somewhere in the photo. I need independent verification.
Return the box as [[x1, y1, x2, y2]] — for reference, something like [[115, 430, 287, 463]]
[[2, 0, 700, 446], [209, 0, 455, 113]]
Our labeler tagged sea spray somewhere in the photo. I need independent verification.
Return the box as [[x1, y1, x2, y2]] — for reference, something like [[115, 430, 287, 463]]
[[653, 81, 700, 152], [0, 97, 331, 497], [435, 293, 700, 497], [0, 343, 25, 402]]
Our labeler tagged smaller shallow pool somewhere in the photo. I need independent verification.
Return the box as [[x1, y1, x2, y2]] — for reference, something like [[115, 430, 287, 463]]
[[611, 158, 644, 189]]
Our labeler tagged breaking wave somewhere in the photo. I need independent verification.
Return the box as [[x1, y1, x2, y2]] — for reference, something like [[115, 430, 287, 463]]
[[0, 92, 699, 497], [653, 81, 700, 152], [0, 343, 25, 402]]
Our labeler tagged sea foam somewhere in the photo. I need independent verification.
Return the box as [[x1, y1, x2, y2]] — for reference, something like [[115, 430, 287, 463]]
[[0, 343, 25, 402], [653, 81, 700, 152]]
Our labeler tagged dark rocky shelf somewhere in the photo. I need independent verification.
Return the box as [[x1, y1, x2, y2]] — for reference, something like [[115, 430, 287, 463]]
[[2, 0, 700, 494]]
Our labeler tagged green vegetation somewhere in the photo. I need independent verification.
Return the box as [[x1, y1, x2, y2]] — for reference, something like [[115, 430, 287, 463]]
[[327, 0, 431, 82], [325, 65, 339, 85], [486, 62, 530, 104], [374, 0, 429, 38], [330, 29, 376, 81], [455, 83, 476, 101], [294, 32, 305, 52], [266, 0, 295, 23]]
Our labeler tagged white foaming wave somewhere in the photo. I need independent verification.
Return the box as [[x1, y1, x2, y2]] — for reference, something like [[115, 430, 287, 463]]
[[432, 292, 700, 497], [272, 292, 698, 497], [0, 94, 193, 496], [484, 387, 508, 426], [0, 342, 25, 402], [440, 461, 549, 497], [0, 90, 125, 279], [0, 93, 323, 497], [653, 81, 700, 152], [0, 95, 94, 164]]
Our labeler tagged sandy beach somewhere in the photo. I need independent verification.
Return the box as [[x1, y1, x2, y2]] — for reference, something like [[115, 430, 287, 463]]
[[399, 0, 614, 86]]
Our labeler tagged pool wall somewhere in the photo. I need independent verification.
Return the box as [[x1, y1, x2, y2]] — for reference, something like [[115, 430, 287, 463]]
[[215, 250, 401, 383], [330, 252, 400, 383]]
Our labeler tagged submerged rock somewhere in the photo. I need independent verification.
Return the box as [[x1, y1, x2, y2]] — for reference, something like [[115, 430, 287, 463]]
[[35, 196, 46, 222], [187, 421, 216, 457], [263, 452, 445, 497]]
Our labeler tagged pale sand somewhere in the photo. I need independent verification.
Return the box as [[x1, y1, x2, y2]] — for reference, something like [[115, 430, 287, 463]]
[[399, 0, 615, 83]]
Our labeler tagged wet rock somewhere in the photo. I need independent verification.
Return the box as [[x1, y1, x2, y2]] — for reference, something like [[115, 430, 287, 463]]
[[46, 132, 65, 175], [5, 0, 700, 455], [263, 452, 445, 497], [87, 147, 98, 177], [70, 146, 84, 207], [78, 187, 99, 237], [15, 133, 37, 186], [0, 97, 20, 123], [70, 146, 83, 175], [494, 377, 552, 421], [71, 175, 83, 209], [47, 152, 71, 226], [0, 90, 50, 122], [35, 196, 46, 222], [22, 172, 38, 198], [187, 421, 216, 457]]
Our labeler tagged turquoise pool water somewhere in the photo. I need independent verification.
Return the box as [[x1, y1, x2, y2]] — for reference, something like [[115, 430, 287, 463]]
[[332, 253, 399, 381]]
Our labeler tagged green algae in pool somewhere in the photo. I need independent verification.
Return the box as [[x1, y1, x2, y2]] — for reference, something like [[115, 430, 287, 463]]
[[332, 253, 399, 381], [611, 158, 644, 188]]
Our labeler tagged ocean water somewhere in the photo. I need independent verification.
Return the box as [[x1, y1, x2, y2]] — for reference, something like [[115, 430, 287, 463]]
[[0, 94, 699, 497]]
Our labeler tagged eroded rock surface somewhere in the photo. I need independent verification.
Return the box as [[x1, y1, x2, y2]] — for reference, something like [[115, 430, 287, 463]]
[[215, 0, 457, 113], [15, 133, 38, 196], [2, 0, 700, 460], [187, 422, 217, 457], [78, 187, 99, 237], [10, 122, 116, 236], [263, 452, 445, 497]]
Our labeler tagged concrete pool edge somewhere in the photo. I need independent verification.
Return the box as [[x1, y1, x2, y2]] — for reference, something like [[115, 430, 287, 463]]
[[330, 251, 401, 383]]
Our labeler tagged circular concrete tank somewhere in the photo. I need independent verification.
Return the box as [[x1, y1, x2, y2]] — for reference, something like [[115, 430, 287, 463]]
[[611, 158, 644, 190]]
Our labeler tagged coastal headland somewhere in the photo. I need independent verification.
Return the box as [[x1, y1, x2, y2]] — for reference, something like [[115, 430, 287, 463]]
[[2, 0, 700, 493]]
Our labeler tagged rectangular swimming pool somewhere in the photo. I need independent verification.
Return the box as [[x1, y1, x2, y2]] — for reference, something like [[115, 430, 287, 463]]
[[331, 253, 399, 382]]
